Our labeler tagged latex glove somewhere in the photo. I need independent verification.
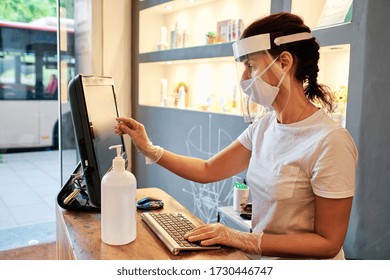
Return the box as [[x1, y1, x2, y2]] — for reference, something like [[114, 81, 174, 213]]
[[115, 117, 164, 164], [184, 223, 263, 255]]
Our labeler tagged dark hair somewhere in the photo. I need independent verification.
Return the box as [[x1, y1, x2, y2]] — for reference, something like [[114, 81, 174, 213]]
[[242, 12, 334, 112]]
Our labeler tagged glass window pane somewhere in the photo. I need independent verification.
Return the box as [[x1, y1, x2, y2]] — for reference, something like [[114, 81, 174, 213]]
[[0, 4, 66, 252]]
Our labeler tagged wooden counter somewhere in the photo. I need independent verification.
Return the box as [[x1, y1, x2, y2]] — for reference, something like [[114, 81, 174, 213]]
[[56, 187, 249, 260]]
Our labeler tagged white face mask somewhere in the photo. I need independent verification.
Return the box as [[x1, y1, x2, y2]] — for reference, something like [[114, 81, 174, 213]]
[[240, 57, 286, 109]]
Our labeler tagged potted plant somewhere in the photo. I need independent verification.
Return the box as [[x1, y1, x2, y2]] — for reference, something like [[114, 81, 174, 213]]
[[205, 31, 216, 44]]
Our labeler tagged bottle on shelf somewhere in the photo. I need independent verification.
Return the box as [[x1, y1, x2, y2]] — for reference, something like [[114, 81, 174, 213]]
[[170, 22, 188, 49], [160, 78, 168, 106], [177, 85, 186, 108], [157, 26, 168, 51]]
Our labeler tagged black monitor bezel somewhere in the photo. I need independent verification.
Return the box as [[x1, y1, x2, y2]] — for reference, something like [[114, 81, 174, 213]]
[[68, 74, 125, 207]]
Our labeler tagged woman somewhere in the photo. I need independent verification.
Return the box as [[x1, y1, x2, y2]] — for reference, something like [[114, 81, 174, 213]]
[[115, 12, 358, 259]]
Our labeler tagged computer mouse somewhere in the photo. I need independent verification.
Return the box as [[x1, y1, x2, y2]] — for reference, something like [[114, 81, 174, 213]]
[[137, 197, 164, 210]]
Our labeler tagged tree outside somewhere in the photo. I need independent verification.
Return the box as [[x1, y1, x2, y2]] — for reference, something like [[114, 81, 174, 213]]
[[0, 0, 73, 23]]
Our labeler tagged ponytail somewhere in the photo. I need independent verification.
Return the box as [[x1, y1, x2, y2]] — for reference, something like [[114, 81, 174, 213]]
[[304, 58, 335, 113]]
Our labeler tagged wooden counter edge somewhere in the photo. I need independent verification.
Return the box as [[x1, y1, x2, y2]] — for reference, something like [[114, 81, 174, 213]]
[[56, 187, 250, 260]]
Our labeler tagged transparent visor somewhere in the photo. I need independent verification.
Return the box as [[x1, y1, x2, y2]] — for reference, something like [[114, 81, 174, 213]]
[[232, 32, 312, 123], [234, 52, 273, 123]]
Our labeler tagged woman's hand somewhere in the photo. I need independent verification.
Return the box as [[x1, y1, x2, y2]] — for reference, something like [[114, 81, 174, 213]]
[[115, 117, 149, 151], [184, 223, 263, 255], [184, 223, 233, 246], [115, 117, 164, 164]]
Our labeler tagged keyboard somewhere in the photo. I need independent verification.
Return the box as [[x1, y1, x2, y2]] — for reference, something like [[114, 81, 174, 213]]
[[141, 212, 220, 255]]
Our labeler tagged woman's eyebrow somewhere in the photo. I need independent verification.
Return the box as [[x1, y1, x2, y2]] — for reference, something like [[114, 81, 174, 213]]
[[243, 59, 252, 66]]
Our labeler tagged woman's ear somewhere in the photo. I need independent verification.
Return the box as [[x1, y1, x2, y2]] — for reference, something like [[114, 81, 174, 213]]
[[279, 51, 294, 71]]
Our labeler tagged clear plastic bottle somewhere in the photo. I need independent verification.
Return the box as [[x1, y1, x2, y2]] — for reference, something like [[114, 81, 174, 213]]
[[177, 85, 186, 108], [101, 144, 136, 245]]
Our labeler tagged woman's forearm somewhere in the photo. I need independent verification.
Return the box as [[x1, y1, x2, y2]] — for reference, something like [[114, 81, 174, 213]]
[[157, 150, 212, 183], [260, 232, 341, 259], [156, 141, 251, 183], [228, 230, 341, 259]]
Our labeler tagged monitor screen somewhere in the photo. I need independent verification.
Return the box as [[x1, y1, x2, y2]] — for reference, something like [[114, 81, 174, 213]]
[[68, 74, 126, 207]]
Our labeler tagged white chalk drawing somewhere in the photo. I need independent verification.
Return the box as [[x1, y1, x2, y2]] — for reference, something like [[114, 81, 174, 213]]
[[182, 114, 243, 223]]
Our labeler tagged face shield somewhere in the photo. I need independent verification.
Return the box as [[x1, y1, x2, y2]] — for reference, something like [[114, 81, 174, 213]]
[[232, 32, 312, 123]]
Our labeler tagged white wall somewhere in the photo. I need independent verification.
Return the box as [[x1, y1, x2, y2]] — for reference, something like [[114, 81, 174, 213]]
[[74, 0, 103, 75], [102, 0, 132, 166], [102, 0, 131, 118], [74, 0, 132, 167]]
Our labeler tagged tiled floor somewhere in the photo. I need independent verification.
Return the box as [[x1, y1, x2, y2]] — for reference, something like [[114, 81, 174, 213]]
[[0, 150, 77, 251]]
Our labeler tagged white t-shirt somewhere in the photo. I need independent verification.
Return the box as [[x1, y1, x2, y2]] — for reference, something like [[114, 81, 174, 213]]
[[237, 109, 358, 259]]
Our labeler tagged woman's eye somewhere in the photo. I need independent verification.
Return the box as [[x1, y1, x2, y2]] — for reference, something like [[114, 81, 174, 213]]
[[246, 64, 253, 71]]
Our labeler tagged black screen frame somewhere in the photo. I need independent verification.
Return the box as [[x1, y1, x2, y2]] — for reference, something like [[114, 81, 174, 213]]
[[68, 74, 126, 207]]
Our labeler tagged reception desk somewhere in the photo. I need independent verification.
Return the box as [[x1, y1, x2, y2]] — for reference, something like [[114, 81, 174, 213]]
[[56, 187, 249, 260]]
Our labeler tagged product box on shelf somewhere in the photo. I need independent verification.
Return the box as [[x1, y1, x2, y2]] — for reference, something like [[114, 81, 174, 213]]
[[217, 18, 244, 43]]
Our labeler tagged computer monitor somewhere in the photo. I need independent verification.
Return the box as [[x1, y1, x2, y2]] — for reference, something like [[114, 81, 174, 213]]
[[68, 74, 126, 207]]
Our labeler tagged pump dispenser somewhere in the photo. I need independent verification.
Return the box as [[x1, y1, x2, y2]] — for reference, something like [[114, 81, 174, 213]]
[[101, 144, 136, 245], [111, 144, 125, 171]]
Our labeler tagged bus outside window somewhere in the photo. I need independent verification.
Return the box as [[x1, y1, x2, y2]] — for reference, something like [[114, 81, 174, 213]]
[[0, 20, 75, 150]]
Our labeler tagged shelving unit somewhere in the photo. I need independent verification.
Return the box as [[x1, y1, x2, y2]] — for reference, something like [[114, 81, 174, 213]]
[[137, 0, 271, 115], [136, 0, 352, 126]]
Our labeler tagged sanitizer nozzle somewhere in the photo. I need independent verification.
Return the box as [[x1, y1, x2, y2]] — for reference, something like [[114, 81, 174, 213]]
[[110, 144, 122, 158], [109, 144, 125, 171]]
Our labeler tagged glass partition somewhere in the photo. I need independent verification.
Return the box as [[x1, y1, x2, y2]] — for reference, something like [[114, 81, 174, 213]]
[[0, 1, 67, 251], [58, 1, 78, 186]]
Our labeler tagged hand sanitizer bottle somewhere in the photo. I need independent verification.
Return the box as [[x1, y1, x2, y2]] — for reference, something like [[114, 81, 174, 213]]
[[101, 144, 136, 245]]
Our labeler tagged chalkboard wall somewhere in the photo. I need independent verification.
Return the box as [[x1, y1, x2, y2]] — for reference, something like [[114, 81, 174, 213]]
[[133, 107, 248, 223]]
